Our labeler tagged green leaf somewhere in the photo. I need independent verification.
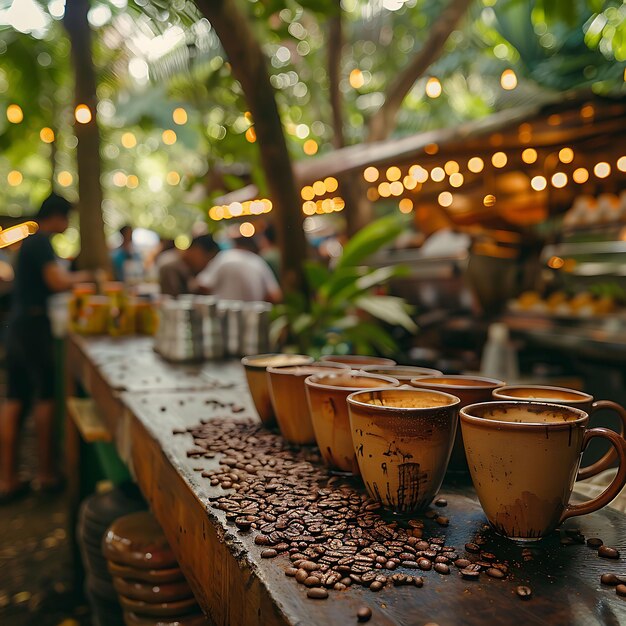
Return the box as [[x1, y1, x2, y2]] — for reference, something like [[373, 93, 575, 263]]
[[335, 214, 409, 269], [304, 261, 330, 291], [331, 265, 410, 304], [355, 295, 418, 334]]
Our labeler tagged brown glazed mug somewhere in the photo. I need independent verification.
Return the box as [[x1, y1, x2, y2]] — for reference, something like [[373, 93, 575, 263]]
[[410, 376, 505, 475], [266, 362, 348, 445], [492, 385, 626, 480], [359, 365, 443, 382], [460, 401, 626, 541], [304, 371, 399, 475], [348, 387, 460, 513], [319, 355, 396, 367], [241, 354, 314, 425]]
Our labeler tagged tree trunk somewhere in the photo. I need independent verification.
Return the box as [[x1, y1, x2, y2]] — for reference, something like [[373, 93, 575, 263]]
[[367, 0, 474, 142], [63, 0, 110, 272], [196, 0, 306, 296], [327, 8, 372, 235]]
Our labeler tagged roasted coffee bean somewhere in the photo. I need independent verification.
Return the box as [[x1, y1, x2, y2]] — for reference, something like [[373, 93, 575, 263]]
[[261, 549, 277, 558], [304, 576, 321, 587], [255, 535, 270, 546], [361, 572, 377, 584], [600, 573, 619, 586], [418, 558, 433, 571], [465, 543, 480, 553], [425, 510, 438, 519], [455, 559, 471, 569], [357, 607, 372, 622], [616, 584, 626, 597], [436, 517, 450, 527], [416, 541, 430, 551], [481, 552, 496, 562], [461, 568, 480, 580], [307, 588, 328, 599], [435, 498, 448, 507], [476, 561, 493, 569], [285, 567, 298, 577], [599, 546, 620, 559], [295, 569, 309, 584], [300, 561, 320, 572], [334, 583, 347, 591], [486, 567, 506, 579], [434, 563, 450, 575], [434, 556, 450, 564], [369, 581, 383, 592], [422, 550, 439, 560], [408, 519, 424, 529], [587, 538, 604, 548], [402, 560, 420, 569], [391, 573, 407, 586], [516, 585, 532, 600], [412, 576, 424, 587]]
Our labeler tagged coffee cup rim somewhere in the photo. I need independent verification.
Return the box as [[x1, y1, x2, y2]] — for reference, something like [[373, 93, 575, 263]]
[[410, 375, 506, 390], [460, 400, 589, 430], [359, 365, 444, 379], [318, 355, 397, 366], [492, 384, 593, 403], [304, 371, 400, 392], [241, 354, 314, 370], [347, 386, 461, 412], [266, 362, 348, 376]]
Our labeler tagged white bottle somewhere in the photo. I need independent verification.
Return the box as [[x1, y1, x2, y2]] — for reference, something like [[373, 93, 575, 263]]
[[480, 323, 519, 382]]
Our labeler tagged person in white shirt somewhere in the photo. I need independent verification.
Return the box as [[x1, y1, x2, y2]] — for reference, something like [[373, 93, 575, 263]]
[[198, 235, 282, 303]]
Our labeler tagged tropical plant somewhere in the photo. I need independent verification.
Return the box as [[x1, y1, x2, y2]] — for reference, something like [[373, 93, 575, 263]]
[[271, 213, 417, 359]]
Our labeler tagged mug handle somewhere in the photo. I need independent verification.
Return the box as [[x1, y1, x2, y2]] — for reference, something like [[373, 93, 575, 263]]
[[577, 400, 626, 480], [560, 427, 626, 523]]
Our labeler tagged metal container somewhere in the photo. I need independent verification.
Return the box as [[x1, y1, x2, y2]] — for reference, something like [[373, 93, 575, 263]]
[[242, 301, 272, 356]]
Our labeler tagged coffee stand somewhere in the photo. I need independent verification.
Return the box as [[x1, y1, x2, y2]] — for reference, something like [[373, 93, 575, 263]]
[[65, 334, 626, 626]]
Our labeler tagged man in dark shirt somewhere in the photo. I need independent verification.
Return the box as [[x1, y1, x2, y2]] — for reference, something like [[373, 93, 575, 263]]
[[0, 193, 91, 502]]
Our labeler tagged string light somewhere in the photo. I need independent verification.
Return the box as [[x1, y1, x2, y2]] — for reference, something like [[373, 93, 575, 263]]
[[500, 69, 517, 90], [573, 168, 589, 184], [349, 69, 365, 89], [302, 201, 316, 215], [378, 182, 391, 197], [483, 194, 496, 207], [121, 132, 136, 148], [303, 139, 318, 155], [126, 174, 139, 188], [245, 127, 257, 143], [112, 171, 127, 187], [403, 176, 418, 190], [424, 143, 439, 155], [444, 160, 459, 175], [324, 177, 338, 193], [230, 202, 243, 217], [301, 186, 315, 200], [7, 170, 22, 186], [173, 107, 188, 125], [162, 130, 177, 145], [74, 104, 92, 124], [468, 157, 484, 173], [386, 166, 401, 181], [240, 222, 255, 238], [398, 198, 413, 214], [522, 148, 537, 164], [425, 77, 442, 98], [409, 165, 428, 183], [559, 147, 574, 163], [366, 188, 379, 202], [430, 167, 445, 182], [438, 191, 453, 207], [492, 152, 507, 168], [389, 181, 403, 196], [40, 127, 55, 143], [57, 171, 73, 187], [518, 123, 532, 144], [166, 171, 180, 185], [531, 176, 547, 191], [6, 104, 24, 124], [449, 173, 464, 188], [551, 172, 567, 188], [363, 167, 379, 183], [594, 162, 611, 178], [0, 222, 38, 249], [617, 156, 626, 172], [312, 180, 326, 196]]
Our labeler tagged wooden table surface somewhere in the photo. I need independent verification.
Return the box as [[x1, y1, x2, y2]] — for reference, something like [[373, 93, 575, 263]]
[[67, 335, 626, 626]]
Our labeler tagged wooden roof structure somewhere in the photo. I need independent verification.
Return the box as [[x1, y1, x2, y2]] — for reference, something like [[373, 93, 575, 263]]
[[215, 91, 626, 228]]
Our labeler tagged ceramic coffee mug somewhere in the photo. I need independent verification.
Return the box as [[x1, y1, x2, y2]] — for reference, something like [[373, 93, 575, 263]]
[[410, 376, 505, 475], [267, 362, 348, 445], [359, 365, 443, 382], [241, 354, 314, 425], [348, 387, 460, 513], [460, 401, 626, 541], [304, 371, 399, 475], [319, 355, 396, 367], [492, 384, 626, 480]]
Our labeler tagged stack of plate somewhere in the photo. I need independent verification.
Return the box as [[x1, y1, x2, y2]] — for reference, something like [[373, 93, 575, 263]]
[[103, 511, 208, 626], [77, 484, 147, 626]]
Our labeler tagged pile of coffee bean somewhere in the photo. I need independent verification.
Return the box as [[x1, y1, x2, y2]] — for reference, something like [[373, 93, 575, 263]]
[[176, 417, 519, 603]]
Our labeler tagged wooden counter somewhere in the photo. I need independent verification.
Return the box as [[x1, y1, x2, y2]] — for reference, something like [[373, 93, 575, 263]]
[[66, 335, 626, 626]]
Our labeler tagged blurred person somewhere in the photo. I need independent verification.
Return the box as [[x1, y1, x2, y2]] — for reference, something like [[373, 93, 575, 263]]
[[158, 234, 219, 297], [0, 193, 93, 502], [198, 234, 282, 303], [111, 224, 142, 282], [415, 205, 470, 258], [259, 223, 280, 280]]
